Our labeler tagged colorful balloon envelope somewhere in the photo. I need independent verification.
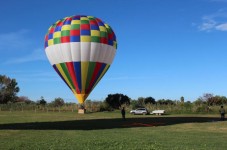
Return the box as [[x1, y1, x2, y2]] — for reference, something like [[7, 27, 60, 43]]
[[44, 15, 117, 104]]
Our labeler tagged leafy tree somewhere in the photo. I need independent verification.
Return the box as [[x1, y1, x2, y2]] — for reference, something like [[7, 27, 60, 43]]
[[194, 98, 205, 106], [201, 93, 214, 106], [197, 93, 226, 106], [105, 93, 130, 109], [157, 99, 174, 105], [16, 96, 34, 104], [51, 97, 64, 107], [214, 96, 227, 105], [165, 99, 175, 105], [137, 97, 145, 106], [37, 96, 47, 106], [180, 96, 184, 103], [157, 99, 165, 105], [0, 75, 20, 104], [130, 99, 139, 109], [130, 98, 147, 109], [144, 97, 156, 104], [100, 101, 112, 111], [208, 95, 227, 105]]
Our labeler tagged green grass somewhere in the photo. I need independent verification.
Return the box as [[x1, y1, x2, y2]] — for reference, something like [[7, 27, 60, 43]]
[[0, 111, 227, 150]]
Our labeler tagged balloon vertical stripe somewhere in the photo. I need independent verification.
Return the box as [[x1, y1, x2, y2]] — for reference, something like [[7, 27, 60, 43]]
[[86, 62, 102, 93], [81, 62, 89, 94], [85, 62, 96, 91], [73, 62, 82, 92], [92, 63, 108, 90], [66, 62, 80, 93], [91, 65, 110, 93], [53, 65, 71, 90], [60, 63, 75, 89], [55, 64, 76, 93]]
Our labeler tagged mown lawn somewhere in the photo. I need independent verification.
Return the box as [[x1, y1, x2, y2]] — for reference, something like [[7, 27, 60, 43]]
[[0, 111, 227, 150]]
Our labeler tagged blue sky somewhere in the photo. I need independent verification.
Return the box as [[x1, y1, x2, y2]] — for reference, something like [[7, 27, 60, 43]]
[[0, 0, 227, 102]]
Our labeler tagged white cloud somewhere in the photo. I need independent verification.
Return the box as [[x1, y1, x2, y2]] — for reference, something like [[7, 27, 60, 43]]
[[104, 76, 152, 80], [210, 0, 227, 2], [215, 23, 227, 31], [3, 48, 47, 64], [18, 71, 59, 82], [0, 29, 47, 65], [198, 9, 227, 32], [198, 18, 217, 31], [1, 70, 59, 82], [0, 29, 32, 51]]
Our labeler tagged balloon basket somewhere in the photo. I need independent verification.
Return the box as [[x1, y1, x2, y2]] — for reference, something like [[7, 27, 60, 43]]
[[78, 109, 86, 114]]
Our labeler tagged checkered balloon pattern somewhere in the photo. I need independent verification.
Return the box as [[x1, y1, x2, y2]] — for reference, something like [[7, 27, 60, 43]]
[[45, 15, 117, 49]]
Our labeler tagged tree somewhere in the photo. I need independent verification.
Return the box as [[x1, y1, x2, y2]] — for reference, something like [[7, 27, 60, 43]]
[[196, 94, 227, 106], [51, 97, 64, 107], [194, 98, 205, 106], [0, 75, 20, 104], [157, 99, 174, 105], [16, 96, 34, 104], [137, 97, 145, 106], [144, 97, 156, 104], [37, 96, 47, 106], [180, 96, 185, 107], [200, 93, 214, 106], [213, 96, 227, 105], [208, 95, 227, 105], [105, 93, 130, 109], [180, 96, 184, 103], [130, 99, 139, 109]]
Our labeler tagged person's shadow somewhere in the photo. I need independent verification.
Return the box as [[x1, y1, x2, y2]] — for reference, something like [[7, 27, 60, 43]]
[[0, 116, 220, 130]]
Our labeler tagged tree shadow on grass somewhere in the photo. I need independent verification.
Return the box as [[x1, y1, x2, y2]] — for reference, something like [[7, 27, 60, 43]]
[[0, 116, 221, 130]]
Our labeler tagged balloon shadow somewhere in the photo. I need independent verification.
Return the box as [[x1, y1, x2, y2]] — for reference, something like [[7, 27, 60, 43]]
[[0, 116, 220, 130]]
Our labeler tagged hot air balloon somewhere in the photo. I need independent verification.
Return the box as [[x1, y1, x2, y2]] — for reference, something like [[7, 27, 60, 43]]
[[44, 15, 117, 104]]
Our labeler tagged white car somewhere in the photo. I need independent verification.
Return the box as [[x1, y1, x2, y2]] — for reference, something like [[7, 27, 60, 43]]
[[130, 108, 148, 115]]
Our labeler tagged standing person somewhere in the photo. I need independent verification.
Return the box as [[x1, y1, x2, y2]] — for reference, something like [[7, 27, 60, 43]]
[[219, 106, 225, 121], [121, 107, 126, 120]]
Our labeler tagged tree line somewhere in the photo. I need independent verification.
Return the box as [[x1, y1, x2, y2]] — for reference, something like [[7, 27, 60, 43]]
[[1, 74, 227, 113]]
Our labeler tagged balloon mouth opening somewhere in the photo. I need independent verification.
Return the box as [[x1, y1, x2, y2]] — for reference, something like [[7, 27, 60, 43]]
[[74, 93, 88, 104]]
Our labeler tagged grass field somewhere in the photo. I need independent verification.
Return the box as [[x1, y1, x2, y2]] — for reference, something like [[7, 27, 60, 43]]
[[0, 111, 227, 150]]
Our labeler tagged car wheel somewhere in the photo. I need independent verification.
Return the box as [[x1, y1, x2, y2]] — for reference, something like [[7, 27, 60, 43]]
[[143, 112, 146, 115]]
